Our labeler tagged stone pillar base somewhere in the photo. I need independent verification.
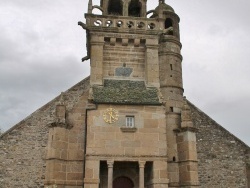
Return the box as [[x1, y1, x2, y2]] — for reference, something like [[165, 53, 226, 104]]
[[84, 178, 99, 188], [148, 178, 169, 188]]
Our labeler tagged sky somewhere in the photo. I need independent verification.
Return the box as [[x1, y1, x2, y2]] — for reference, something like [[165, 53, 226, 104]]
[[0, 0, 249, 145]]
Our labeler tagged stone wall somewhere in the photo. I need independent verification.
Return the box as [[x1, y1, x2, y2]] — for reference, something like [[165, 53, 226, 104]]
[[0, 77, 90, 188], [188, 101, 249, 188], [103, 42, 145, 79], [86, 104, 166, 157]]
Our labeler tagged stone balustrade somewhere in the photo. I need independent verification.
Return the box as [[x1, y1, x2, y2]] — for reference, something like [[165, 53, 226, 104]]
[[86, 14, 161, 31]]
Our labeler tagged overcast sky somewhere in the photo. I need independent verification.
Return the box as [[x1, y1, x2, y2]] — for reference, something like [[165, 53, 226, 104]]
[[0, 0, 249, 145]]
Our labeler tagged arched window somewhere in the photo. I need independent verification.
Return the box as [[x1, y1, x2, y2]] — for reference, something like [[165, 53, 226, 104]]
[[108, 0, 123, 15], [129, 0, 141, 17]]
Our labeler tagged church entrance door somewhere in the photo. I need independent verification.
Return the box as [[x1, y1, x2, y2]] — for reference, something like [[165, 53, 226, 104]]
[[113, 176, 134, 188]]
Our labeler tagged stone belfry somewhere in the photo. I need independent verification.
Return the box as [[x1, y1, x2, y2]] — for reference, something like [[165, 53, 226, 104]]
[[79, 0, 199, 187]]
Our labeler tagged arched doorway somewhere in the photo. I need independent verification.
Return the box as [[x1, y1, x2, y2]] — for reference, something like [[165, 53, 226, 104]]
[[113, 176, 134, 188]]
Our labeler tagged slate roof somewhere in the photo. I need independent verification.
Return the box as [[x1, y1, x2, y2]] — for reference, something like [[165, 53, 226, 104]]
[[92, 79, 161, 105]]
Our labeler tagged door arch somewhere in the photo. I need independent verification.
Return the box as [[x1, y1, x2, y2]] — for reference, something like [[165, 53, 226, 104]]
[[113, 176, 134, 188]]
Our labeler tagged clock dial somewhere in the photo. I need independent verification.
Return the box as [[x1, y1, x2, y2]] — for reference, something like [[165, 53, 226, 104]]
[[103, 108, 119, 124]]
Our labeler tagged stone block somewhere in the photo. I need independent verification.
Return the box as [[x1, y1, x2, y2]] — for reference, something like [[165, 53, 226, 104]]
[[68, 149, 83, 160], [139, 128, 161, 133], [52, 140, 68, 150], [68, 143, 79, 150], [53, 172, 66, 180], [144, 119, 159, 128], [159, 148, 167, 156], [136, 147, 158, 156], [159, 134, 167, 141], [177, 135, 184, 143], [85, 168, 93, 179], [187, 164, 198, 172], [186, 150, 197, 161], [124, 147, 135, 156], [105, 140, 120, 148], [168, 163, 178, 172], [168, 171, 179, 183], [141, 140, 157, 147], [94, 132, 116, 140], [47, 148, 62, 159], [137, 133, 159, 141], [116, 132, 135, 141], [93, 139, 106, 148], [121, 140, 141, 147], [160, 170, 168, 178], [67, 173, 83, 181]]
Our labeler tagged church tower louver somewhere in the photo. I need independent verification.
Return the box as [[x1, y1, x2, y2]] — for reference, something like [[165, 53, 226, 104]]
[[80, 0, 199, 187]]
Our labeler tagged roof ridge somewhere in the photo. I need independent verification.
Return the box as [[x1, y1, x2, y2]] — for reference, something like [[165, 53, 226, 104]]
[[187, 99, 249, 149]]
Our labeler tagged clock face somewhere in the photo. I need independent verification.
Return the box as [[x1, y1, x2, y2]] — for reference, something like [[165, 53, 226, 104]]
[[103, 108, 119, 124]]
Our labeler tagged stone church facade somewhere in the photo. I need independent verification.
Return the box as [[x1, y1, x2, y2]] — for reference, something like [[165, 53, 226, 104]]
[[0, 0, 249, 188]]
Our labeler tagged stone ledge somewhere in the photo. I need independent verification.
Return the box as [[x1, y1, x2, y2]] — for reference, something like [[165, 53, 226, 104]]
[[174, 127, 199, 133], [84, 178, 100, 184], [120, 127, 137, 132], [148, 178, 169, 184]]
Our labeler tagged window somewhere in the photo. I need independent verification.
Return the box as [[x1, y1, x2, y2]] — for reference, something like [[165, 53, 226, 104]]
[[126, 116, 135, 128]]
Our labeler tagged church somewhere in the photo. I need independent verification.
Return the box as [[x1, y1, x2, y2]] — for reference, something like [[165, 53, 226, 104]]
[[0, 0, 249, 188]]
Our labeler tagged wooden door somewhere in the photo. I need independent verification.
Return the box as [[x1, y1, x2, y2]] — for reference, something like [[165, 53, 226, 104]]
[[113, 176, 134, 188]]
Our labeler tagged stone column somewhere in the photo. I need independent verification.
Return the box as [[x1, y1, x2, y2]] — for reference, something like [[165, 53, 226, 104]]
[[140, 1, 146, 17], [107, 160, 114, 188], [123, 1, 128, 16], [90, 35, 105, 86], [145, 38, 160, 88], [176, 99, 199, 187], [139, 161, 146, 188]]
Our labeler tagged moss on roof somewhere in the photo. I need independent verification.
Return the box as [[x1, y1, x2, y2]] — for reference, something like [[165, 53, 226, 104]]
[[92, 80, 161, 105]]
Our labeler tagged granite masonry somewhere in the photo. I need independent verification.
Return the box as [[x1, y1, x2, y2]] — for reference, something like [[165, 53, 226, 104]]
[[0, 0, 249, 188]]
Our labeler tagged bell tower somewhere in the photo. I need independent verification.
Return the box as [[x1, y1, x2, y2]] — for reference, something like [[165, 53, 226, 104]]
[[79, 0, 199, 187]]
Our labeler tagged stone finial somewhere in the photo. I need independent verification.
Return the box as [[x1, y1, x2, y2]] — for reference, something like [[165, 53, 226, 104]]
[[48, 92, 70, 128], [57, 92, 65, 105], [88, 0, 93, 13]]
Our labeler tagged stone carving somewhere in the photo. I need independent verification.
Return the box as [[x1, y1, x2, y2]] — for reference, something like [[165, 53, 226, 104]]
[[163, 26, 173, 35], [115, 63, 133, 77]]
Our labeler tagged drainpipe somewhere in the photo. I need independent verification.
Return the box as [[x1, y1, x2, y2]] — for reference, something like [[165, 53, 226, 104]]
[[83, 103, 97, 188]]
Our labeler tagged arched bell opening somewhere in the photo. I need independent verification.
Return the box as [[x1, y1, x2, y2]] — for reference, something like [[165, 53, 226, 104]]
[[165, 18, 173, 29], [128, 0, 141, 17], [165, 18, 174, 35], [108, 0, 123, 15]]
